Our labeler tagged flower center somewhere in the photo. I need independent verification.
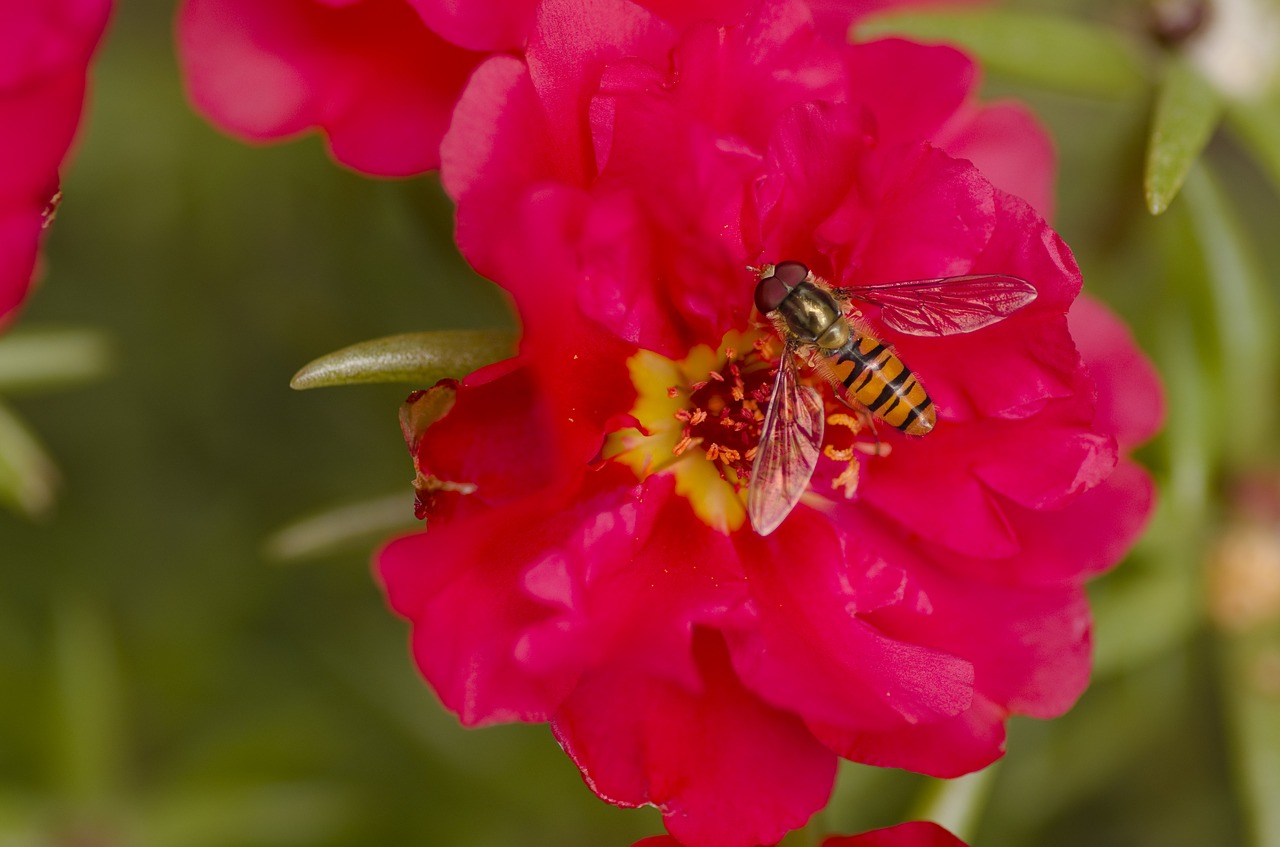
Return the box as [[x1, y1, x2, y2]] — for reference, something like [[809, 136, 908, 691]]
[[670, 341, 774, 485], [607, 329, 888, 533]]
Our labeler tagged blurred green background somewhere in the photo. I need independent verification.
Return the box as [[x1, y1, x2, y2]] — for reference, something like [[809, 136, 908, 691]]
[[2, 1, 1279, 845]]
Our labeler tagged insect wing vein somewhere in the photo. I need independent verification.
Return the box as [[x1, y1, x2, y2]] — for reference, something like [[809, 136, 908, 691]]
[[748, 355, 825, 536], [843, 274, 1037, 336]]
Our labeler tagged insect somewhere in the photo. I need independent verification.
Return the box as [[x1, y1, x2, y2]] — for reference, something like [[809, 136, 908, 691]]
[[747, 260, 1038, 536]]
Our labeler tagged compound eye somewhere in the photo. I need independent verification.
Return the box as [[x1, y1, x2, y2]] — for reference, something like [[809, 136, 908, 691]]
[[774, 260, 809, 287], [754, 273, 791, 314]]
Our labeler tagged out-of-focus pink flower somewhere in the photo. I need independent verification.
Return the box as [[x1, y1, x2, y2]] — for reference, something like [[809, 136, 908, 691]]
[[635, 819, 970, 847], [176, 0, 484, 176], [175, 0, 766, 177], [378, 2, 1160, 846], [825, 821, 971, 847], [0, 1, 111, 325]]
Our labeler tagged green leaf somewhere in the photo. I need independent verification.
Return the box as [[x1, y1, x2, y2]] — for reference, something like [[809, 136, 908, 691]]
[[1182, 165, 1279, 465], [135, 784, 354, 847], [1145, 58, 1223, 215], [289, 329, 517, 390], [1219, 633, 1280, 847], [0, 400, 59, 519], [263, 492, 420, 562], [51, 599, 124, 806], [0, 326, 114, 394], [1226, 93, 1280, 198], [854, 9, 1148, 98]]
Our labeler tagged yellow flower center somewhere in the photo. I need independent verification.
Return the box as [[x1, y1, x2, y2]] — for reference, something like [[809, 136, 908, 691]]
[[606, 329, 774, 533]]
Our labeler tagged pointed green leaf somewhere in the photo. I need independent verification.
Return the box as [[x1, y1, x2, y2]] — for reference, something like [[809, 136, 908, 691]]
[[0, 327, 114, 394], [855, 9, 1147, 98], [0, 400, 59, 519], [263, 492, 420, 562], [1145, 58, 1223, 214], [290, 329, 517, 389]]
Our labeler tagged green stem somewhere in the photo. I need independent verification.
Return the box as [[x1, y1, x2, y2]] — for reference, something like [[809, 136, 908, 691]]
[[906, 767, 999, 843]]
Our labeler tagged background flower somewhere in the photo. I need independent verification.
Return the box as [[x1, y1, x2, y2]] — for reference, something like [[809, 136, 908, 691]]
[[0, 0, 111, 324], [636, 819, 971, 847]]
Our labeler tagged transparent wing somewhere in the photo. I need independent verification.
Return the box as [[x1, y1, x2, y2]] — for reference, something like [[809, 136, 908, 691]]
[[840, 274, 1037, 337], [748, 352, 825, 536]]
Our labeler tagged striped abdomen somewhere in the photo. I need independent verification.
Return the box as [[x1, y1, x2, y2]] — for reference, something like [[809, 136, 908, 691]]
[[829, 334, 935, 436]]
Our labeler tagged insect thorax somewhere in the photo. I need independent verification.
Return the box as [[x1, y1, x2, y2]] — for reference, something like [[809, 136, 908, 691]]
[[778, 281, 849, 351]]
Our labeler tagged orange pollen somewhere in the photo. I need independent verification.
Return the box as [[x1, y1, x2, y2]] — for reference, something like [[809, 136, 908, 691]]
[[832, 462, 860, 499], [667, 347, 774, 487]]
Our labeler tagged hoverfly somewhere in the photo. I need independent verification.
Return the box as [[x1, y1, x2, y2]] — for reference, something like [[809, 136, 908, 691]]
[[747, 260, 1038, 536]]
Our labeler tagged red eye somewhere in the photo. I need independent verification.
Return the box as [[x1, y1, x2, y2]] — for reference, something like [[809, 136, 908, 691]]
[[774, 261, 808, 286], [754, 273, 790, 314]]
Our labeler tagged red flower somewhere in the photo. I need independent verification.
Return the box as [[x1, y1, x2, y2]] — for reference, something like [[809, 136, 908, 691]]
[[636, 820, 970, 847], [176, 0, 484, 176], [0, 0, 111, 324], [174, 0, 768, 177], [377, 2, 1159, 846]]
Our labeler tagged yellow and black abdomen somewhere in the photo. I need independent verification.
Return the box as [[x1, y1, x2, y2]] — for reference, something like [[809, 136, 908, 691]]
[[829, 335, 936, 436]]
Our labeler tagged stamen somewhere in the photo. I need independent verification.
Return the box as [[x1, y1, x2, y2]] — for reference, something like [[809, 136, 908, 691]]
[[827, 412, 863, 433], [832, 463, 859, 499], [824, 445, 855, 462]]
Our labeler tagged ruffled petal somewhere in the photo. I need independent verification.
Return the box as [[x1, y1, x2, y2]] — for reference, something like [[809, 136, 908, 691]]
[[553, 630, 837, 847], [178, 0, 480, 176]]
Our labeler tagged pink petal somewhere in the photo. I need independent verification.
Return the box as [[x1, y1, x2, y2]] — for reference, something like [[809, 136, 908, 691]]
[[0, 207, 43, 323], [759, 103, 996, 283], [416, 361, 598, 508], [824, 821, 971, 847], [726, 509, 977, 731], [842, 39, 975, 148], [814, 691, 1008, 777], [519, 479, 748, 690], [972, 458, 1157, 585], [405, 0, 537, 51], [938, 100, 1057, 221], [553, 631, 837, 847], [1069, 294, 1165, 448], [883, 189, 1084, 424], [177, 0, 480, 176], [0, 0, 109, 321], [0, 2, 111, 88], [378, 471, 646, 725]]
